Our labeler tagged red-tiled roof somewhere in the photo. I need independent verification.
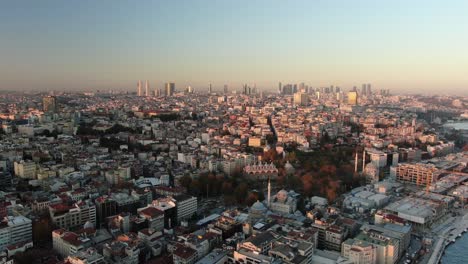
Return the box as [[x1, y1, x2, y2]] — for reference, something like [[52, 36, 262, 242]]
[[61, 232, 83, 246], [173, 245, 196, 259], [140, 207, 164, 218]]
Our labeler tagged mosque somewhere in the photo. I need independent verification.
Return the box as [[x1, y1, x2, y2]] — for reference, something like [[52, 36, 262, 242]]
[[248, 178, 299, 221]]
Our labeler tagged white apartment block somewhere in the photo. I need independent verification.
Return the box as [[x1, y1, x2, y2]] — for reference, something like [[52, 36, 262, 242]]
[[174, 195, 197, 223], [13, 160, 37, 179], [49, 201, 96, 230], [0, 216, 33, 251], [52, 229, 87, 257]]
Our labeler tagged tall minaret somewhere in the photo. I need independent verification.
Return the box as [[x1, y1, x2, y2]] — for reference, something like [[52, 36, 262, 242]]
[[145, 80, 149, 96], [267, 176, 271, 208], [354, 152, 358, 173], [137, 80, 142, 96], [362, 150, 366, 172]]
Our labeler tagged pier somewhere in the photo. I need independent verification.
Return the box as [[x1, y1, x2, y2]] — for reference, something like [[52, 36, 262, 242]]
[[427, 213, 468, 264]]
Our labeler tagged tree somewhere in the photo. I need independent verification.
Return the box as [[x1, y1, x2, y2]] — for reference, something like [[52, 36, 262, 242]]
[[157, 113, 180, 122], [285, 152, 297, 162], [179, 175, 192, 191], [263, 148, 278, 162], [463, 143, 468, 152], [266, 134, 276, 144], [234, 183, 249, 204], [222, 181, 233, 195], [106, 124, 135, 134]]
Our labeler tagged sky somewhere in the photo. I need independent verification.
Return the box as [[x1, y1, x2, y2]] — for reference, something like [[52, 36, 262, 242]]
[[1, 0, 468, 95]]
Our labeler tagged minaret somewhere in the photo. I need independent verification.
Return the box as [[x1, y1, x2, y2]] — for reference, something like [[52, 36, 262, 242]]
[[354, 152, 358, 173], [362, 150, 366, 172], [137, 80, 142, 96], [267, 176, 271, 208], [145, 80, 149, 96]]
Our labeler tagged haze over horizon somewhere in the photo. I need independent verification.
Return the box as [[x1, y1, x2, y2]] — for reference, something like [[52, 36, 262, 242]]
[[1, 0, 468, 95]]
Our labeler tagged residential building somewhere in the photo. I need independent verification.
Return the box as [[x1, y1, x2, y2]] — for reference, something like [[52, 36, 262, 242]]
[[0, 216, 33, 251]]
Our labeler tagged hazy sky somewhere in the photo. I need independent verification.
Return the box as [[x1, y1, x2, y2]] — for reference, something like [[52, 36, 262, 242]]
[[1, 0, 468, 94]]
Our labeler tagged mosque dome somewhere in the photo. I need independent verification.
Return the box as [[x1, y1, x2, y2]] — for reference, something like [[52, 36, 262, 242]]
[[285, 161, 295, 174], [83, 221, 94, 230], [251, 200, 267, 213], [276, 190, 289, 203], [364, 163, 379, 175]]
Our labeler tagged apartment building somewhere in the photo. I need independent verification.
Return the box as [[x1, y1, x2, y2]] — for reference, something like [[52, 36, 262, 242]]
[[0, 216, 33, 251]]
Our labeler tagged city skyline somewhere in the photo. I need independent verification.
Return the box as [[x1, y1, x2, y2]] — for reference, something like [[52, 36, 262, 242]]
[[1, 1, 468, 263], [1, 1, 468, 95]]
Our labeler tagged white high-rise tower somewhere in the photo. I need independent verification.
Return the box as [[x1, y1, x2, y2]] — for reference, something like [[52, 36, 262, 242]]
[[137, 80, 142, 96], [145, 80, 149, 96]]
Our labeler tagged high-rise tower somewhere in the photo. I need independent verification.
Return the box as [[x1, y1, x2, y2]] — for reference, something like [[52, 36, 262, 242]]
[[137, 80, 142, 96], [43, 96, 57, 113], [145, 80, 149, 96], [347, 91, 358, 105], [165, 82, 175, 96]]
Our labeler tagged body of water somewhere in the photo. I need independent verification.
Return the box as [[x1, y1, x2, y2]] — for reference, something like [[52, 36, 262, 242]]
[[441, 232, 468, 263], [442, 122, 468, 130]]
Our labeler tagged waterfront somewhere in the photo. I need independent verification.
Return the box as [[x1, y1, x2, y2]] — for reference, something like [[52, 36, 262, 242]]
[[440, 232, 468, 263], [443, 122, 468, 130]]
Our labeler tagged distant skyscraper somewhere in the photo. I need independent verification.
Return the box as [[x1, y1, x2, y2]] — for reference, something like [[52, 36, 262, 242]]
[[299, 82, 305, 92], [347, 91, 358, 105], [223, 84, 228, 94], [293, 92, 309, 106], [336, 92, 342, 101], [208, 83, 212, 94], [145, 80, 149, 96], [165, 82, 175, 96], [154, 88, 162, 97], [137, 80, 142, 96], [282, 84, 293, 95], [43, 96, 57, 113], [278, 82, 282, 94], [367, 84, 372, 96], [361, 84, 367, 96], [187, 86, 194, 93]]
